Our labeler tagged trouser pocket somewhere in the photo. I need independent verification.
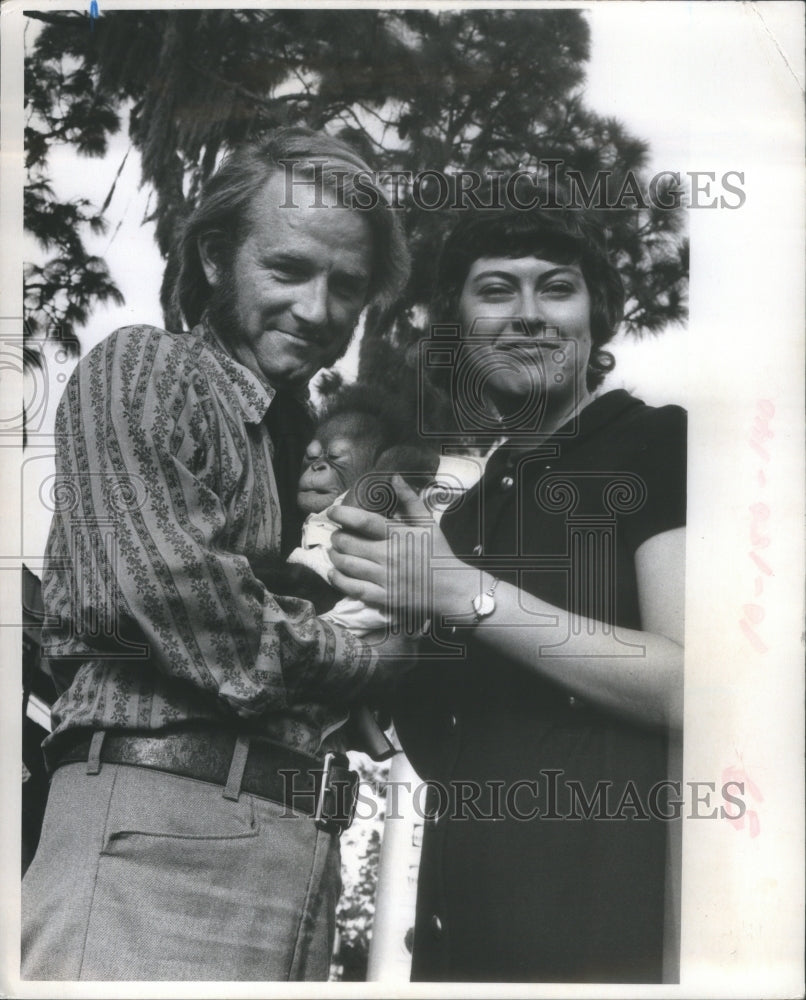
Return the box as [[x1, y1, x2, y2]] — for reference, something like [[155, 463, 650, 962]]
[[81, 765, 339, 981]]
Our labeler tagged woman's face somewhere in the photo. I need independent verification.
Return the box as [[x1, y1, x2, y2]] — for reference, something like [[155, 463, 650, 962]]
[[456, 256, 593, 416]]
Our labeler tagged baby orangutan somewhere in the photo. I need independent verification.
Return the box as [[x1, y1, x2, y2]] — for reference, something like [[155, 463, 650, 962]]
[[254, 387, 439, 758]]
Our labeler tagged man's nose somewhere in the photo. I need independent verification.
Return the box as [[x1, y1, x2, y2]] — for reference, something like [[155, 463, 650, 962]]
[[291, 275, 328, 327]]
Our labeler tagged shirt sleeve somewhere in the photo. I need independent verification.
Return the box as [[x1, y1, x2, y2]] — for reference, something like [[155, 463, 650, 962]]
[[620, 403, 687, 553], [44, 327, 376, 719]]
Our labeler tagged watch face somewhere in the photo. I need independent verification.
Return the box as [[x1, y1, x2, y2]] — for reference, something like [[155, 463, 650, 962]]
[[472, 592, 496, 618]]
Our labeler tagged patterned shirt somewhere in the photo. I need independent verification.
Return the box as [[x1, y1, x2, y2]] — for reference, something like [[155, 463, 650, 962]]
[[41, 322, 376, 756]]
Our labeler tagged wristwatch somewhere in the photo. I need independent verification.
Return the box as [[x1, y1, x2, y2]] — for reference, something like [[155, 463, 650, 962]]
[[471, 576, 500, 623]]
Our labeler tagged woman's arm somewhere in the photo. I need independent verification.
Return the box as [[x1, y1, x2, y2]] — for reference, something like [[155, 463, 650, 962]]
[[328, 480, 685, 730], [462, 526, 685, 729]]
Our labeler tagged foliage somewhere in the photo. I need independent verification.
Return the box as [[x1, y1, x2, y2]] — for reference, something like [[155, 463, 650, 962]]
[[330, 755, 389, 982], [24, 14, 125, 352], [25, 8, 687, 373]]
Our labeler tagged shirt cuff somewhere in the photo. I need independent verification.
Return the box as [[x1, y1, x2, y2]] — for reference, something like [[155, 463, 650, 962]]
[[281, 615, 379, 703]]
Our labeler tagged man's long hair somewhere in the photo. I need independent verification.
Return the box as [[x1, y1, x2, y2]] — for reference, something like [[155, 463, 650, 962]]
[[174, 127, 410, 329]]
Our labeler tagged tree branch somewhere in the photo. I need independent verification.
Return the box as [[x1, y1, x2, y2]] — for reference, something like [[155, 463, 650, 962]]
[[23, 11, 87, 27]]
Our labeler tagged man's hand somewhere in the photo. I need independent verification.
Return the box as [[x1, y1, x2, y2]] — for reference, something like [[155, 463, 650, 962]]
[[355, 625, 420, 705]]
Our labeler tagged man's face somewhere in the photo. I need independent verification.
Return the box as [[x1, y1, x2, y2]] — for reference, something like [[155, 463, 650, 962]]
[[204, 171, 373, 390], [296, 414, 381, 515]]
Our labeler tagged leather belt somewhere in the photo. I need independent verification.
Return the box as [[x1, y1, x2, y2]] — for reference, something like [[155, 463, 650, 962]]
[[47, 729, 360, 834]]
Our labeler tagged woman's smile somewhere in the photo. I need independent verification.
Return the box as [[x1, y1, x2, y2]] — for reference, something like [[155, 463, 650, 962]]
[[458, 256, 593, 424]]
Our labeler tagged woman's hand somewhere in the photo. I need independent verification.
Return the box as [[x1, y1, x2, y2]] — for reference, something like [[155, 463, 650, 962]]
[[328, 476, 466, 620]]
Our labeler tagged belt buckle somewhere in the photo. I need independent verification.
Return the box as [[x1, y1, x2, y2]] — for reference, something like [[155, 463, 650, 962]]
[[314, 752, 359, 834]]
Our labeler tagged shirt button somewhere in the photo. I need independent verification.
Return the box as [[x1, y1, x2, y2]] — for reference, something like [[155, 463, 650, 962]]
[[448, 713, 459, 731], [568, 696, 577, 708], [500, 475, 515, 490], [431, 914, 443, 937], [472, 544, 483, 556]]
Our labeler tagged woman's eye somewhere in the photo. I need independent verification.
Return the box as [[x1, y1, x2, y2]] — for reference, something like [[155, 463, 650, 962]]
[[543, 281, 575, 295], [478, 284, 512, 298]]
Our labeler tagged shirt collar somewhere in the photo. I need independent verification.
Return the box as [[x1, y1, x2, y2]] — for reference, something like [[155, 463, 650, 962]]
[[193, 317, 311, 424]]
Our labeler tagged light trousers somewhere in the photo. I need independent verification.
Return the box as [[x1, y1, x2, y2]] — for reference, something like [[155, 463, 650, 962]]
[[22, 761, 341, 980]]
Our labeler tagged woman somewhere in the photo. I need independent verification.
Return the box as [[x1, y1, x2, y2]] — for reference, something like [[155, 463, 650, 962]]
[[329, 199, 686, 983]]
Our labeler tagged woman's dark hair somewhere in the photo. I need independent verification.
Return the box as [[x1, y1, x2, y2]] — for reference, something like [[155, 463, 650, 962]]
[[174, 127, 410, 329], [430, 195, 625, 389]]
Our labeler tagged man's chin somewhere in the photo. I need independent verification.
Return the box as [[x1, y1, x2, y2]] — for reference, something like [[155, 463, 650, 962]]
[[259, 360, 313, 390]]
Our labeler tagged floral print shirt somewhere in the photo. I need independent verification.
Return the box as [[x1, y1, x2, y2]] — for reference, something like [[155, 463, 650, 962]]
[[41, 323, 376, 756]]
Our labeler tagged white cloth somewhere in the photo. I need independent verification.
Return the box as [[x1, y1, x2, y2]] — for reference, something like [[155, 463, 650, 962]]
[[287, 495, 389, 636]]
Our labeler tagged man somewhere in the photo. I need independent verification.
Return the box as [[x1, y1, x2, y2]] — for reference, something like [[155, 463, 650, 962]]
[[22, 128, 409, 981]]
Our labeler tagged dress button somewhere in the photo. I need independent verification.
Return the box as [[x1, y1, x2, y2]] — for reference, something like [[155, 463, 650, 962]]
[[500, 475, 515, 490], [448, 713, 458, 731], [431, 914, 443, 937], [472, 544, 483, 556], [568, 695, 577, 708]]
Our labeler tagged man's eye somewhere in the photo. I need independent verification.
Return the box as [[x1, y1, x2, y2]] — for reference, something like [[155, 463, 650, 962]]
[[274, 267, 305, 282], [265, 259, 306, 281], [332, 278, 367, 302]]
